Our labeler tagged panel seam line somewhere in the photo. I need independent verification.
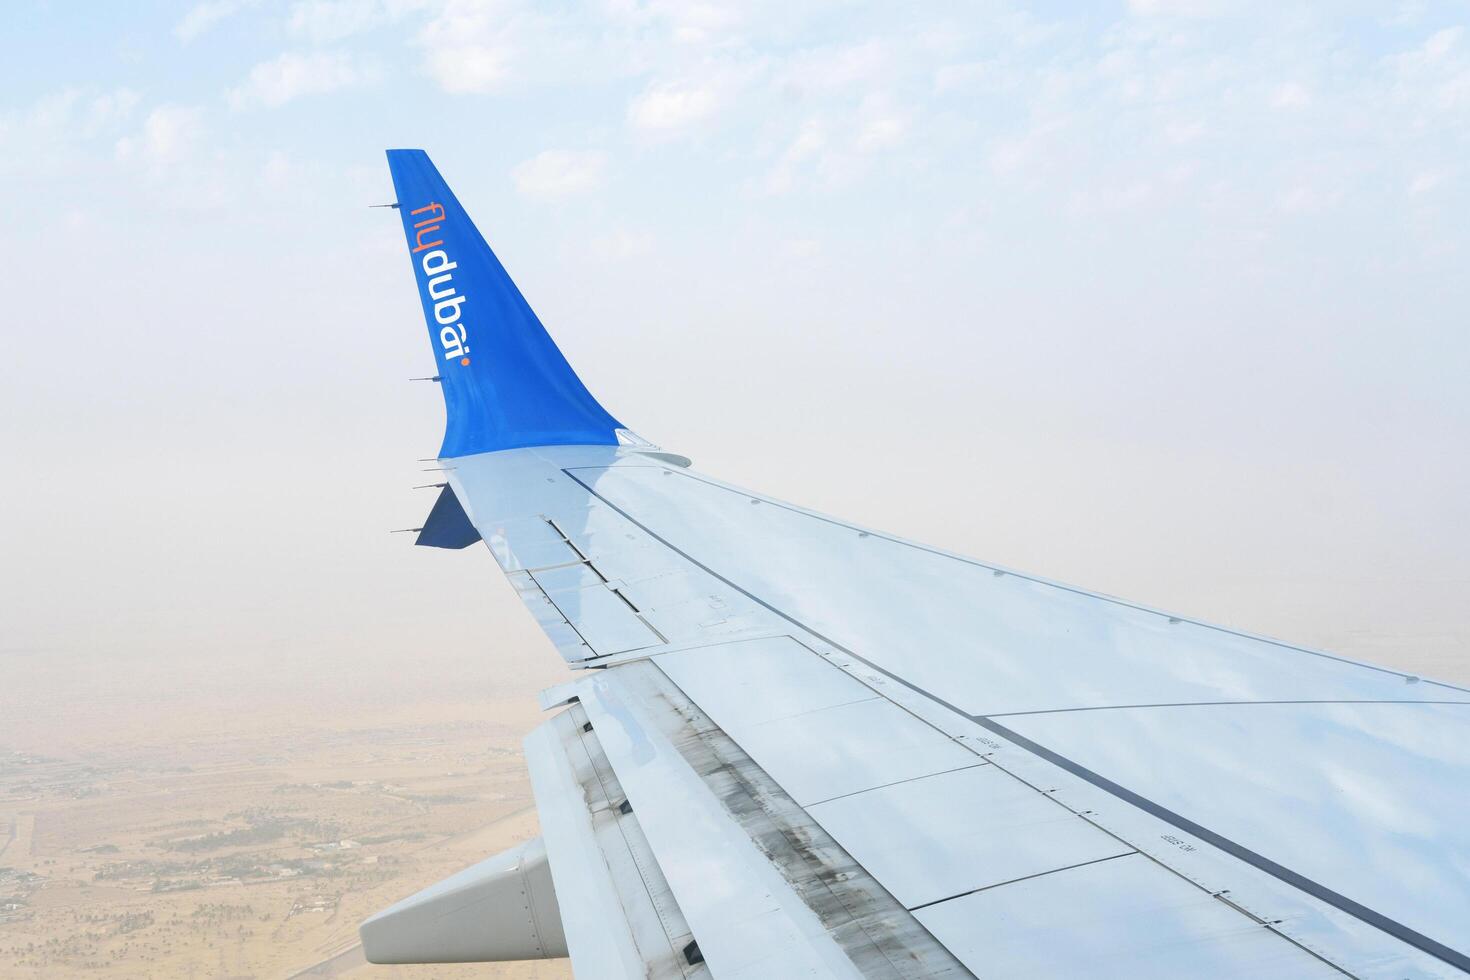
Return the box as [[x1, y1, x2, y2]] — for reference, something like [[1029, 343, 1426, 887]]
[[982, 698, 1470, 717], [906, 851, 1137, 912], [803, 762, 990, 808]]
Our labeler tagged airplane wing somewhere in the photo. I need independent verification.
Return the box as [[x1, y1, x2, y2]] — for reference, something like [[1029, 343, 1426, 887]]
[[359, 149, 1470, 979]]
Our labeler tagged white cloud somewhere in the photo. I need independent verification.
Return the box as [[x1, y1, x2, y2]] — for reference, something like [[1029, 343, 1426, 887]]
[[228, 51, 377, 108], [779, 41, 891, 96], [0, 89, 142, 180], [1386, 26, 1470, 113], [855, 97, 909, 152], [115, 105, 206, 166], [286, 0, 426, 43], [88, 89, 141, 130], [254, 150, 337, 204], [1423, 25, 1463, 61], [261, 150, 299, 191], [1408, 171, 1445, 196], [591, 229, 653, 260], [1388, 26, 1465, 77], [762, 120, 826, 194], [757, 107, 882, 196], [627, 79, 721, 130], [613, 0, 743, 45], [988, 118, 1070, 179], [1277, 182, 1343, 214], [1068, 179, 1155, 215], [12, 87, 138, 137], [780, 237, 820, 259], [175, 0, 255, 43], [933, 59, 1005, 95], [1270, 81, 1312, 110], [1126, 0, 1228, 16], [413, 0, 748, 98], [512, 149, 607, 200], [111, 105, 236, 208], [1164, 119, 1207, 144], [416, 0, 520, 94], [26, 89, 83, 130], [856, 115, 906, 152]]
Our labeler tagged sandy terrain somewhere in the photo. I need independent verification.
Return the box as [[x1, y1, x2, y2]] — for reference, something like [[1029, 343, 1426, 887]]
[[0, 650, 574, 980]]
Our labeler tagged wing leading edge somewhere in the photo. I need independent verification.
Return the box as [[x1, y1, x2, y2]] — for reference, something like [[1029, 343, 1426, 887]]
[[364, 150, 1470, 979]]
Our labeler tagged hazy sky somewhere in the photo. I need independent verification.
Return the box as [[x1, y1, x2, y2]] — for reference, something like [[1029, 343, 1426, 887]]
[[3, 0, 1469, 726]]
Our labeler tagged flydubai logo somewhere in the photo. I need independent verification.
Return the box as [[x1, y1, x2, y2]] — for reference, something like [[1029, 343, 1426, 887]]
[[409, 201, 470, 366]]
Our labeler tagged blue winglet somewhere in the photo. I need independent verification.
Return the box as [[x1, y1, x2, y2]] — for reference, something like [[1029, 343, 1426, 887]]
[[386, 149, 623, 458]]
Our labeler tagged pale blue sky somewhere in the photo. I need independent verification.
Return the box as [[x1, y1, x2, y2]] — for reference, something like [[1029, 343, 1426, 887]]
[[2, 1, 1468, 722]]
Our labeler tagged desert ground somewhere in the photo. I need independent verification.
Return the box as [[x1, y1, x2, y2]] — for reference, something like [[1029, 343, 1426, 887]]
[[0, 640, 575, 980]]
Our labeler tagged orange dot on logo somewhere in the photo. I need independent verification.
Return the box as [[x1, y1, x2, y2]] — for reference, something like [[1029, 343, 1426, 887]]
[[460, 357, 471, 366]]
